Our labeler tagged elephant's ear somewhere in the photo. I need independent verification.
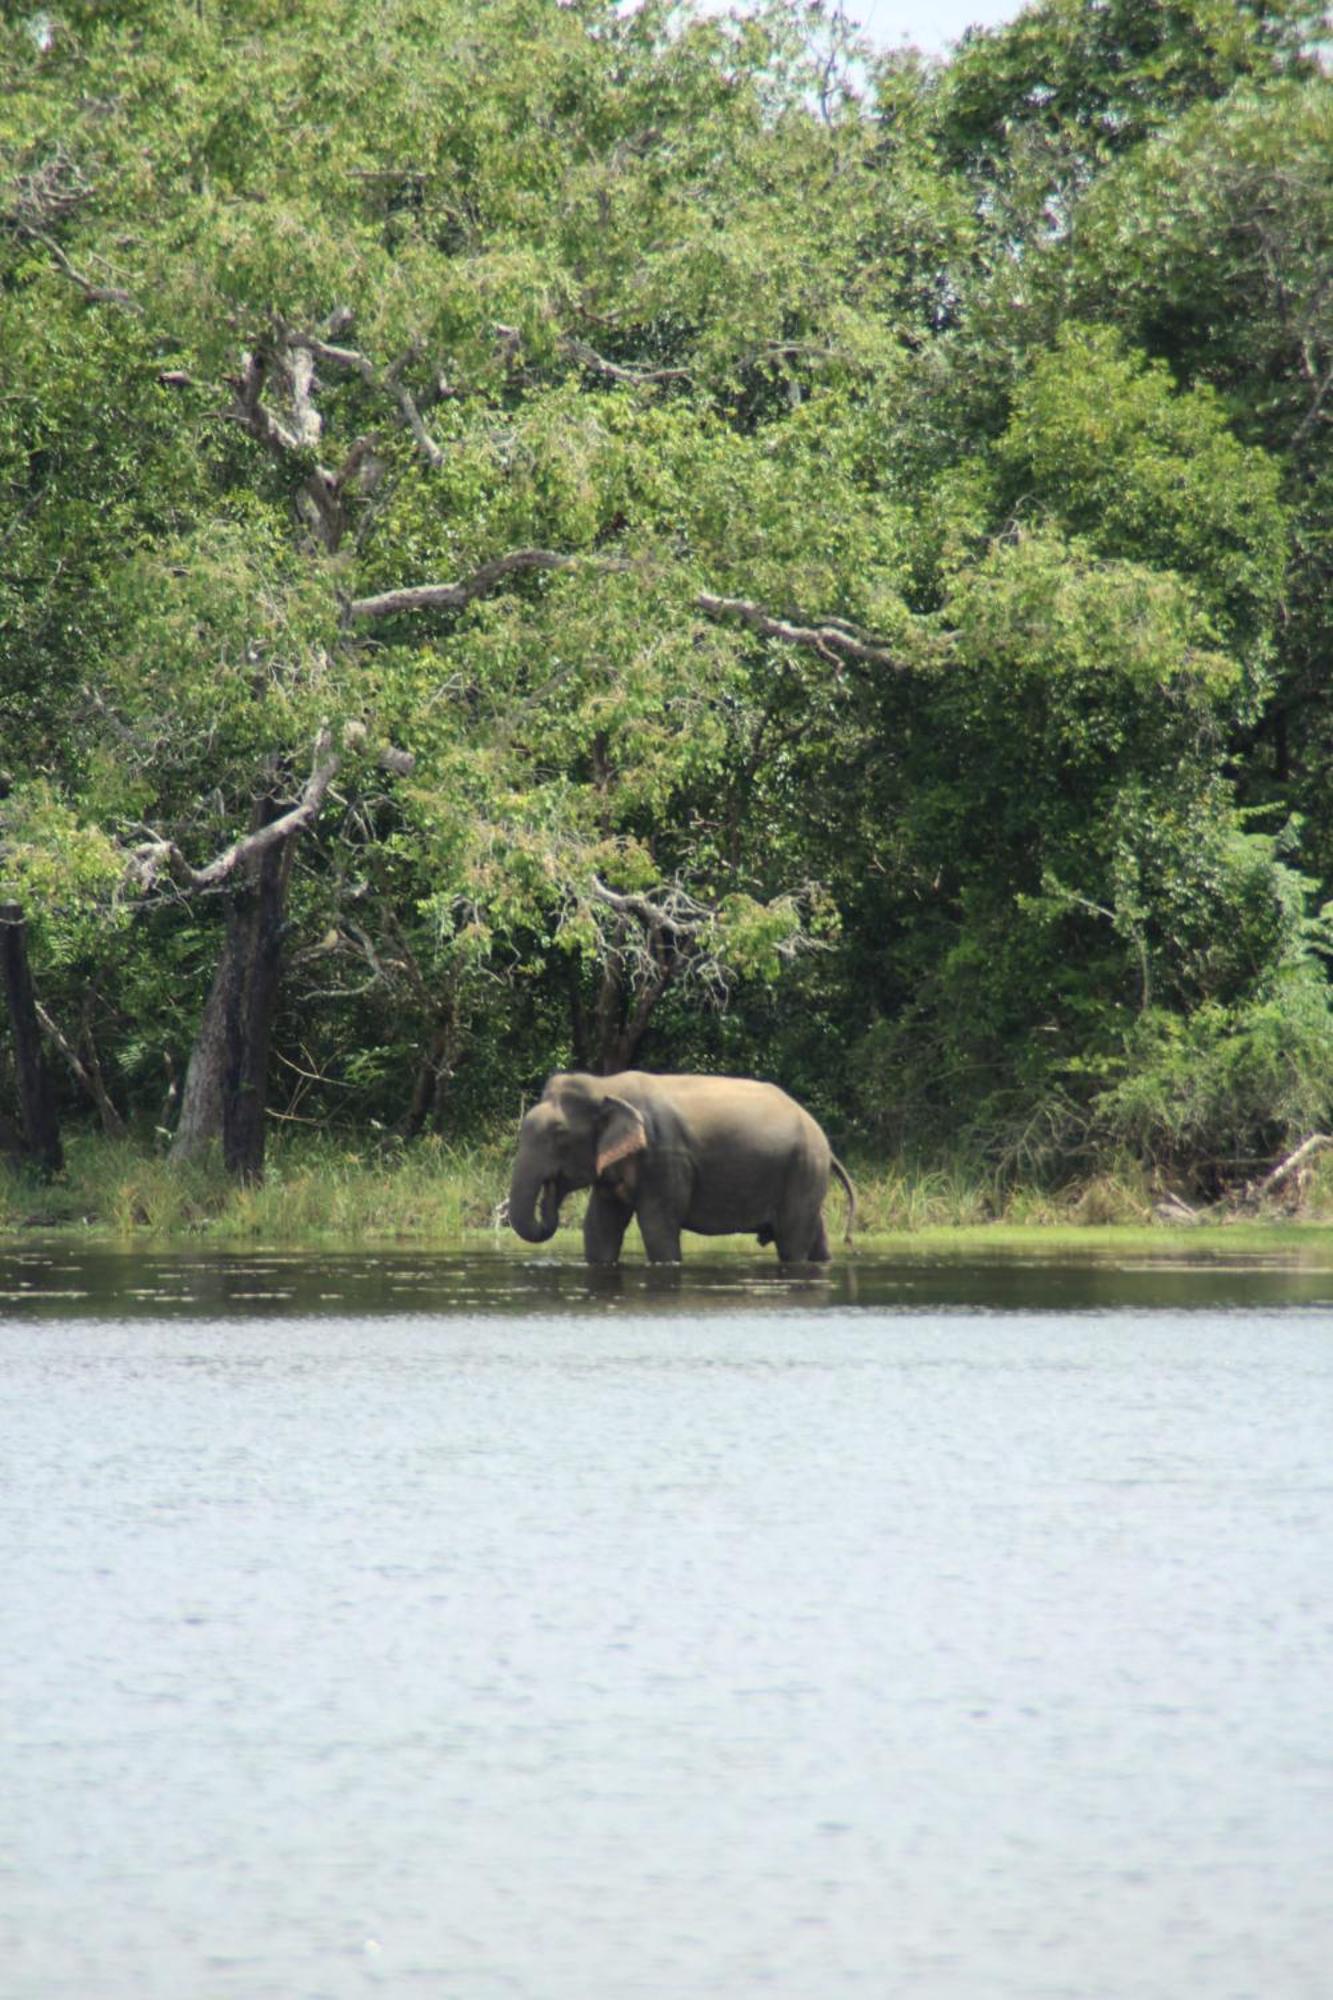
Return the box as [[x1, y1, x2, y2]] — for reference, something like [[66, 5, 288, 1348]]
[[595, 1096, 648, 1177]]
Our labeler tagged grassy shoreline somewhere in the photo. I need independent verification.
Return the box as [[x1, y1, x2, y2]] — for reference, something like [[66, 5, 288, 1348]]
[[4, 1132, 1333, 1254]]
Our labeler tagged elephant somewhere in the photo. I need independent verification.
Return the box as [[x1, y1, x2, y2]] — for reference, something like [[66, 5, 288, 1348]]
[[506, 1069, 856, 1265]]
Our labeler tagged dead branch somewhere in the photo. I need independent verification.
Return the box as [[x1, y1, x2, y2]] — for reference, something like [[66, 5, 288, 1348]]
[[349, 555, 909, 672], [692, 592, 905, 670], [4, 152, 92, 233], [561, 337, 692, 390], [227, 349, 297, 456], [22, 227, 139, 312], [129, 730, 341, 894], [227, 336, 386, 546], [128, 731, 413, 896], [348, 549, 584, 621], [590, 876, 713, 938], [36, 1003, 127, 1137], [1244, 1133, 1333, 1206], [285, 326, 446, 468]]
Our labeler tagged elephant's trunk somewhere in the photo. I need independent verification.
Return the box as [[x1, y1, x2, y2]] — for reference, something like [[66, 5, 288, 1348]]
[[508, 1162, 561, 1243]]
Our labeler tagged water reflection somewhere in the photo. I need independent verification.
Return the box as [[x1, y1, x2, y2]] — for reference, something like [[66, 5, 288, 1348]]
[[2, 1241, 1333, 1318]]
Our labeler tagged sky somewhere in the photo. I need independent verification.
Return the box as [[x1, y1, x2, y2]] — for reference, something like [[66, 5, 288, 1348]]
[[845, 0, 1022, 55]]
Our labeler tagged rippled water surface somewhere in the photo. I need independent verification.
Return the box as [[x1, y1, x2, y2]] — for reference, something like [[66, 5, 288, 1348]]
[[3, 1247, 1332, 1998]]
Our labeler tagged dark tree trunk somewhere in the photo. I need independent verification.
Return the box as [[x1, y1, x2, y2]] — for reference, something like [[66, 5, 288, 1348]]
[[398, 1000, 463, 1143], [222, 819, 290, 1181], [0, 1110, 24, 1168], [591, 924, 627, 1074], [171, 800, 293, 1180], [398, 1034, 439, 1144], [0, 901, 64, 1177], [590, 935, 676, 1076], [564, 951, 590, 1071]]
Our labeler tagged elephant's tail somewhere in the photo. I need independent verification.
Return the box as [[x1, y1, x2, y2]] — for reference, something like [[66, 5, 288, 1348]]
[[831, 1155, 857, 1243]]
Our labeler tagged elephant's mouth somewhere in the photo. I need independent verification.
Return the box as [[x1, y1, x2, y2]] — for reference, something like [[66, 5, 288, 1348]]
[[536, 1176, 561, 1238]]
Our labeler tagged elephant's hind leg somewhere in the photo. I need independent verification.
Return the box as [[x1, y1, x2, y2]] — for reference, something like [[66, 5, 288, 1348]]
[[774, 1199, 831, 1264]]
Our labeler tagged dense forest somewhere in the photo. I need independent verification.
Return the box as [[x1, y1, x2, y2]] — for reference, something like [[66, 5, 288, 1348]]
[[2, 0, 1331, 1196]]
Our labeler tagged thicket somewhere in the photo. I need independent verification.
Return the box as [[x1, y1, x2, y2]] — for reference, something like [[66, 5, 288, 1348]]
[[2, 0, 1331, 1198]]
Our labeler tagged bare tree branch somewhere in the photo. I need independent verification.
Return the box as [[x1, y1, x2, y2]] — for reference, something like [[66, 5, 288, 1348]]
[[36, 1003, 127, 1137], [225, 341, 378, 549], [4, 154, 137, 307], [4, 151, 92, 232], [227, 347, 320, 464], [130, 730, 342, 894], [1244, 1133, 1333, 1206], [286, 329, 376, 384], [691, 592, 904, 669], [561, 337, 692, 390], [348, 550, 585, 621], [393, 380, 446, 467], [22, 227, 140, 312], [129, 731, 414, 896], [590, 876, 712, 937], [349, 554, 910, 671], [285, 326, 447, 467]]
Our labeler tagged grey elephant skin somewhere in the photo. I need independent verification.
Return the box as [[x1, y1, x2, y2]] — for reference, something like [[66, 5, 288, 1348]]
[[507, 1070, 856, 1265]]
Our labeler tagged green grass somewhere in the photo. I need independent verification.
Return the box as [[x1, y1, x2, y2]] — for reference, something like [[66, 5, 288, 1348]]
[[4, 1131, 1333, 1253], [0, 1132, 511, 1245]]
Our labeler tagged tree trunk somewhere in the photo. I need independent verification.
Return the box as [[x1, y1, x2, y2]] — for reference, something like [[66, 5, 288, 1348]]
[[222, 819, 290, 1180], [591, 925, 625, 1074], [590, 936, 676, 1075], [398, 1003, 462, 1143], [0, 1110, 25, 1168], [0, 901, 64, 1177], [171, 800, 293, 1179], [399, 1033, 440, 1144], [567, 964, 589, 1071], [170, 948, 229, 1161]]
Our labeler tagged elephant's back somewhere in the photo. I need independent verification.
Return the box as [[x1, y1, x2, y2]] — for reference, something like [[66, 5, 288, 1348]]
[[621, 1072, 830, 1160]]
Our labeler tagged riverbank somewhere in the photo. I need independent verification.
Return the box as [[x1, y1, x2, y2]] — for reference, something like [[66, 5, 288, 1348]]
[[4, 1132, 1333, 1251]]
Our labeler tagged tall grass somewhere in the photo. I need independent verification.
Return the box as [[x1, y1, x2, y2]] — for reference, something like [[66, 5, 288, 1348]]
[[3, 1132, 1329, 1245], [844, 1156, 1155, 1230], [0, 1133, 513, 1244]]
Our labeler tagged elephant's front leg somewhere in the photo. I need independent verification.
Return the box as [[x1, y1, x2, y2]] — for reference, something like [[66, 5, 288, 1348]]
[[635, 1195, 683, 1264], [583, 1186, 632, 1266]]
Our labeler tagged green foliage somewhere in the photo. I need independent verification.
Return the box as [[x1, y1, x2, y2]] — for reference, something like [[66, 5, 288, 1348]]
[[1090, 972, 1333, 1186], [996, 328, 1286, 658], [0, 783, 127, 964], [919, 0, 1324, 208]]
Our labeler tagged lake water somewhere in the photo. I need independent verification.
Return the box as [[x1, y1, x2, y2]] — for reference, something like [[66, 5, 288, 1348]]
[[3, 1245, 1332, 1999]]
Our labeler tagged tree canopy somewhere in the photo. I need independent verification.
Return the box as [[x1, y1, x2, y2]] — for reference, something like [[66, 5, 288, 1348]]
[[2, 0, 1331, 1191]]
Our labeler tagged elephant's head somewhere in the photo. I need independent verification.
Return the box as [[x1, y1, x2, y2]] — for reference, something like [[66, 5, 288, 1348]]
[[507, 1074, 648, 1244]]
